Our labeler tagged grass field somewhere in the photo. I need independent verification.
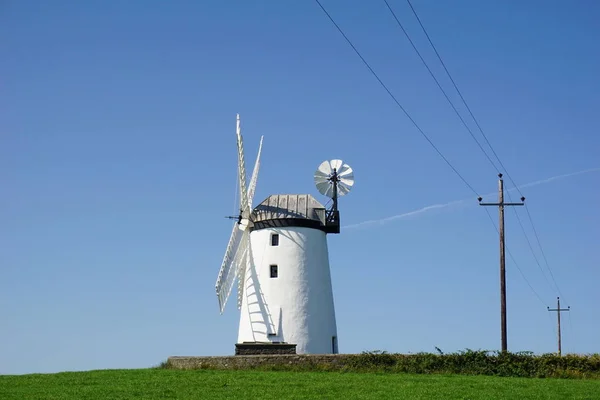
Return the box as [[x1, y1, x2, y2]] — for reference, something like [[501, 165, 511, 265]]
[[1, 369, 600, 400]]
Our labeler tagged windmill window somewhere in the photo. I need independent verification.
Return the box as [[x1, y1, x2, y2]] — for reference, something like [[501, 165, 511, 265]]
[[270, 265, 278, 278], [271, 234, 279, 246]]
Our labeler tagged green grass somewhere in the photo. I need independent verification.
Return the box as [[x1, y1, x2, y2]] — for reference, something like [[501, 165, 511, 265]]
[[2, 369, 600, 400]]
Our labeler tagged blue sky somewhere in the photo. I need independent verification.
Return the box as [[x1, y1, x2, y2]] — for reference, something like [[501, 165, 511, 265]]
[[2, 0, 599, 375]]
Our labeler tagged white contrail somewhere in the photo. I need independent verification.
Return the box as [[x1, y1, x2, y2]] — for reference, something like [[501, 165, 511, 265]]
[[343, 200, 467, 230], [510, 167, 600, 191], [343, 167, 600, 230]]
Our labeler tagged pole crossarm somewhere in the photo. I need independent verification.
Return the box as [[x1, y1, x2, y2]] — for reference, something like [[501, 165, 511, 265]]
[[479, 202, 525, 206]]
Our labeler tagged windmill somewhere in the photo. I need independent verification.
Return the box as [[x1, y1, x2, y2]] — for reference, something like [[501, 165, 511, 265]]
[[215, 115, 354, 355]]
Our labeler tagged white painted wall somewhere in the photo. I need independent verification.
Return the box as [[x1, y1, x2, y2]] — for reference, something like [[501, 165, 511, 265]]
[[237, 226, 338, 354]]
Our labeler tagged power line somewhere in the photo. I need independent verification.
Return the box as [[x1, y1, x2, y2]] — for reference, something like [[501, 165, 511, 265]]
[[317, 0, 563, 310], [384, 1, 563, 302], [525, 203, 565, 300], [404, 0, 566, 302], [314, 0, 480, 197], [508, 201, 557, 294], [504, 177, 565, 302], [483, 208, 547, 307], [383, 0, 500, 173], [404, 0, 514, 190]]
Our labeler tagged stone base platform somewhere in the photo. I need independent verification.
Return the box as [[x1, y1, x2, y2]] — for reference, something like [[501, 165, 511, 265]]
[[167, 354, 352, 370]]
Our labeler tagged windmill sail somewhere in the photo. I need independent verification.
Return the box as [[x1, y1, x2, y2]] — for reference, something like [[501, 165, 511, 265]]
[[215, 115, 263, 313], [215, 222, 242, 312], [247, 136, 263, 210], [236, 115, 248, 215]]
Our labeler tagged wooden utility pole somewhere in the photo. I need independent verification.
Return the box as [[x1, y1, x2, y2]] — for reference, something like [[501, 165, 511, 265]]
[[478, 173, 525, 352], [548, 297, 570, 356]]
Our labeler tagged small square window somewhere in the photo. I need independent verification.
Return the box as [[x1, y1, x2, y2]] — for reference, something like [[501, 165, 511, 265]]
[[270, 265, 278, 278], [271, 234, 279, 246]]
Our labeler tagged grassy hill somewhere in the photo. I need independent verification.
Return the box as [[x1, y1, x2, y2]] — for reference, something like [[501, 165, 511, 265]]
[[2, 368, 600, 400]]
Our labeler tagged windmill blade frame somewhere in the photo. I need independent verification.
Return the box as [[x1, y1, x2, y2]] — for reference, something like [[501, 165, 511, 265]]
[[236, 114, 248, 215], [237, 240, 253, 309], [217, 227, 250, 314], [215, 221, 242, 311], [215, 115, 264, 313], [218, 229, 249, 313], [247, 136, 264, 211]]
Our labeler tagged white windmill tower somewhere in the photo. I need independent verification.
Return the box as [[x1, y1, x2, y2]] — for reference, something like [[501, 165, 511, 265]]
[[215, 115, 354, 355]]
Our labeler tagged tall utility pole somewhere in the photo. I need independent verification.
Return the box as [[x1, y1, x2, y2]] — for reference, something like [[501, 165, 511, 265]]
[[478, 173, 525, 352], [548, 297, 570, 356]]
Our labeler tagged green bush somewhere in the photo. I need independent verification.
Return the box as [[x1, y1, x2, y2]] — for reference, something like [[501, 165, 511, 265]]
[[336, 350, 600, 379], [168, 350, 600, 379]]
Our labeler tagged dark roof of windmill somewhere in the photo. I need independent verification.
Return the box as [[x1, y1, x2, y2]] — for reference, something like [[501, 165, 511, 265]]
[[252, 194, 326, 225]]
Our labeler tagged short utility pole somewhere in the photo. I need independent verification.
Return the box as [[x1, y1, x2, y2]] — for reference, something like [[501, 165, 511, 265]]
[[548, 297, 570, 356], [478, 173, 525, 353]]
